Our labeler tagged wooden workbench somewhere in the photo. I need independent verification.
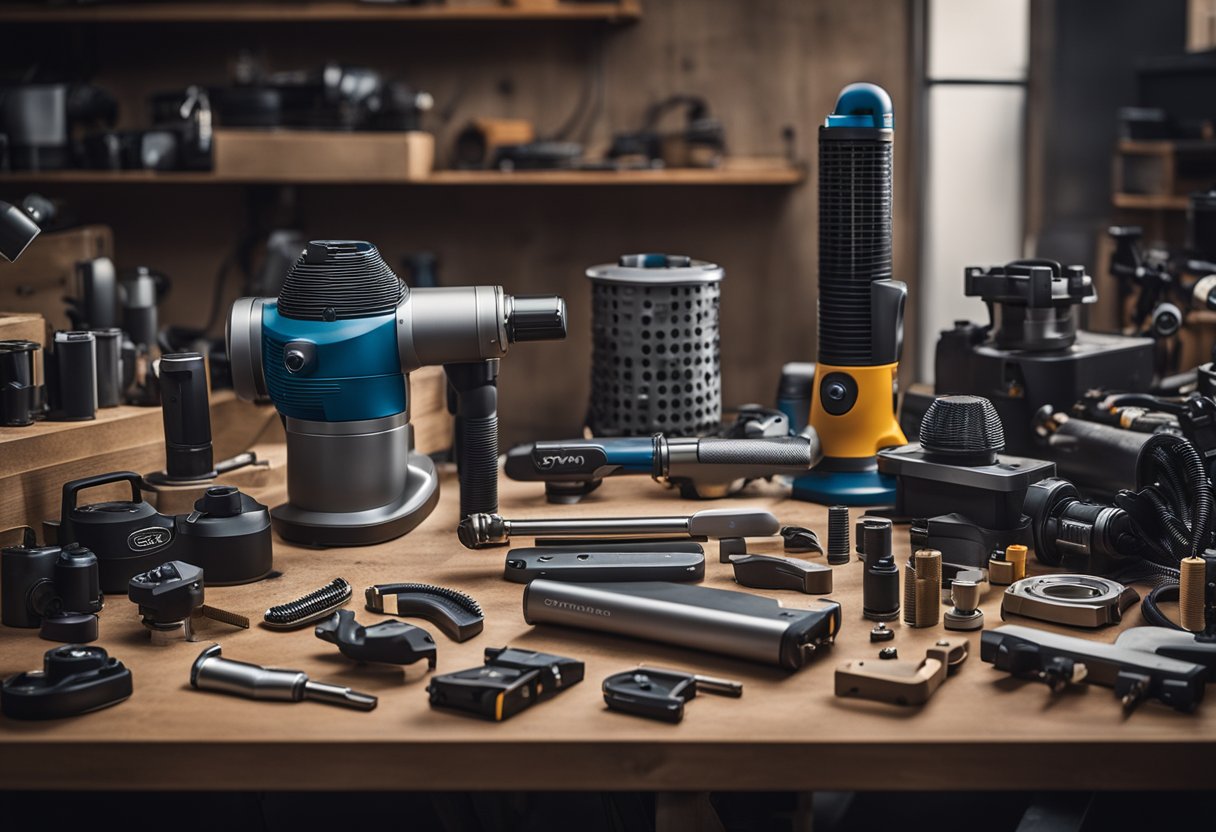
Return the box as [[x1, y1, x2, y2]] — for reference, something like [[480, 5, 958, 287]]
[[1, 442, 1213, 792]]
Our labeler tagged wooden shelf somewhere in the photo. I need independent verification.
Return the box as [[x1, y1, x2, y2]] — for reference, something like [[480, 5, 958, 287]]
[[0, 1, 641, 24], [1112, 192, 1190, 211], [0, 163, 805, 187]]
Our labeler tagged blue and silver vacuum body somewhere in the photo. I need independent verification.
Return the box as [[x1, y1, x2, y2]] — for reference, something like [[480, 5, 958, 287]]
[[227, 240, 566, 546]]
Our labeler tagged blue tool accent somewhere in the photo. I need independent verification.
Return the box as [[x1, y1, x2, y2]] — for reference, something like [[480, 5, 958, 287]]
[[600, 437, 657, 472], [260, 301, 405, 422], [791, 469, 896, 506], [824, 82, 894, 130]]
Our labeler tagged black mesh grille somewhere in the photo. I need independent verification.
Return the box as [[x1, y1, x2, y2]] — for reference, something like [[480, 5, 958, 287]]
[[276, 240, 404, 321], [588, 280, 721, 437], [818, 134, 893, 366], [919, 395, 1005, 455]]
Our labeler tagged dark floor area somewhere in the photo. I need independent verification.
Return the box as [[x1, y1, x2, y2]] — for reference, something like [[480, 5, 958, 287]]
[[3, 789, 1215, 831]]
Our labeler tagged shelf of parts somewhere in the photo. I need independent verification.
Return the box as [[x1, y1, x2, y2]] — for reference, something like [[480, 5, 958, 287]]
[[0, 1, 642, 24], [0, 166, 806, 186]]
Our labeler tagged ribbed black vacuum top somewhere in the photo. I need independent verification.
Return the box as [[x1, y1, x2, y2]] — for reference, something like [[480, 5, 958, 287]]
[[277, 240, 404, 321], [919, 394, 1004, 465], [817, 131, 893, 366]]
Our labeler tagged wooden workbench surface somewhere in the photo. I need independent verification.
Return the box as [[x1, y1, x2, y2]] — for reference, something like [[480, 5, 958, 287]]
[[1, 444, 1213, 792]]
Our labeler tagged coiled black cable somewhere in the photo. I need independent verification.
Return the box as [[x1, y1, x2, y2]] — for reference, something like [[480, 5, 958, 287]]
[[1113, 436, 1213, 627]]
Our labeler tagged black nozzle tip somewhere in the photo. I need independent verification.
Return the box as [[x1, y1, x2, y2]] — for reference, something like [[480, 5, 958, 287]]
[[507, 295, 567, 343], [196, 486, 243, 517], [919, 395, 1004, 465]]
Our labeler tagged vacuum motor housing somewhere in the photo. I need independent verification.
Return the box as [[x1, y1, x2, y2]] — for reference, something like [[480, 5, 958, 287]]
[[227, 240, 565, 546]]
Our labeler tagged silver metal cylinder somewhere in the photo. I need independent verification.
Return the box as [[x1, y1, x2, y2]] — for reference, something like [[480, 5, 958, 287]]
[[284, 413, 410, 513]]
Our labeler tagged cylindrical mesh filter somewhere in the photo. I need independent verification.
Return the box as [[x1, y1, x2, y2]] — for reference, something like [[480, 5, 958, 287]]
[[586, 254, 723, 437]]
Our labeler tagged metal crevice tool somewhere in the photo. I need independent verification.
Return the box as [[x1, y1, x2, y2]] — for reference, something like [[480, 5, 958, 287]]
[[457, 507, 780, 550], [190, 644, 377, 711]]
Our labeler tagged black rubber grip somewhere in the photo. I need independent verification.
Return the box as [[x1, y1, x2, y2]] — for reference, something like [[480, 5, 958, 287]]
[[696, 437, 814, 466], [458, 413, 499, 519]]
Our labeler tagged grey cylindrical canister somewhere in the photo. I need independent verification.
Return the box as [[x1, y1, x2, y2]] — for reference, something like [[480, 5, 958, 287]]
[[586, 254, 723, 437], [90, 328, 123, 408], [283, 414, 410, 513]]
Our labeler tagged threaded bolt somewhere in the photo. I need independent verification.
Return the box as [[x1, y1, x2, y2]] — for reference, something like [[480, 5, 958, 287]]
[[827, 506, 850, 565]]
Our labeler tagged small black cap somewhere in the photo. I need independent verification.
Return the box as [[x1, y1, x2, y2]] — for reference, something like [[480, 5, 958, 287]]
[[197, 486, 243, 517], [39, 613, 99, 644], [506, 295, 567, 343], [919, 395, 1004, 466]]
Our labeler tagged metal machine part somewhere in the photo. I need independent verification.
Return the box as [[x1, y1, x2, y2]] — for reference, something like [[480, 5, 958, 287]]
[[0, 339, 43, 426], [835, 638, 968, 706], [127, 560, 248, 645], [980, 624, 1206, 713], [870, 622, 894, 642], [1022, 477, 1140, 573], [263, 577, 352, 630], [523, 580, 840, 670], [59, 471, 273, 593], [1, 541, 103, 629], [795, 83, 907, 506], [863, 551, 900, 622], [903, 549, 942, 629], [427, 646, 584, 722], [1001, 575, 1140, 629], [145, 352, 216, 484], [989, 543, 1027, 586], [729, 554, 833, 594], [585, 254, 723, 438], [314, 609, 436, 668], [1, 645, 133, 720], [827, 506, 851, 565], [226, 240, 566, 546], [457, 507, 780, 550], [602, 667, 742, 723], [190, 644, 377, 711], [364, 583, 484, 642], [780, 526, 822, 554], [503, 542, 705, 584], [503, 430, 821, 503], [945, 577, 985, 631], [1114, 627, 1216, 681], [933, 260, 1154, 458]]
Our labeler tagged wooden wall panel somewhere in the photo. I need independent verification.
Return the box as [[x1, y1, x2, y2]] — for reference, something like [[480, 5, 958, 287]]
[[3, 0, 914, 445]]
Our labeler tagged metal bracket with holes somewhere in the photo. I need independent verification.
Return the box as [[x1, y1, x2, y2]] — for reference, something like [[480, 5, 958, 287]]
[[834, 638, 969, 706]]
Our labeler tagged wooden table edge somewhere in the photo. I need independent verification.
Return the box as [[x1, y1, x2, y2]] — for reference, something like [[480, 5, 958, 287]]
[[2, 738, 1213, 791]]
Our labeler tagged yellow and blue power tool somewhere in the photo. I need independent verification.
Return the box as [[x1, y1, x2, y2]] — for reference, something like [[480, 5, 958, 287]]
[[792, 82, 907, 506]]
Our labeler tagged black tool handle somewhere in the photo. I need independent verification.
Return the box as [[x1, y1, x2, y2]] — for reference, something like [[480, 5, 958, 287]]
[[61, 472, 143, 530], [445, 360, 500, 519]]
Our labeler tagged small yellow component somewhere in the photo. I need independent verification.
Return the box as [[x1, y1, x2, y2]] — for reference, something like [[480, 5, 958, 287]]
[[495, 691, 505, 722], [807, 362, 906, 458], [1005, 544, 1028, 582]]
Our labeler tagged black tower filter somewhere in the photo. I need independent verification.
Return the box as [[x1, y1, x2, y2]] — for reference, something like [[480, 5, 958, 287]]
[[586, 254, 723, 437], [158, 352, 215, 482], [47, 331, 97, 421]]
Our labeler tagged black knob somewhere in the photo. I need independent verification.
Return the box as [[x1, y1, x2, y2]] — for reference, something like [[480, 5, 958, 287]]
[[918, 394, 1004, 466], [506, 295, 567, 343], [197, 486, 242, 517]]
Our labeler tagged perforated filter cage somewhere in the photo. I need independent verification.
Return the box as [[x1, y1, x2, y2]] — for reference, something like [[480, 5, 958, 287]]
[[586, 255, 723, 437]]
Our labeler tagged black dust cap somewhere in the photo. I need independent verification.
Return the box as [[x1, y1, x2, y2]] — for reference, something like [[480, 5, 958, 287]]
[[919, 394, 1004, 466], [277, 240, 404, 321]]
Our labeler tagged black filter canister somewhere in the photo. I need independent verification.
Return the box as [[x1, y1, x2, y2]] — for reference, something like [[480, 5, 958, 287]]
[[158, 352, 214, 481], [91, 328, 123, 408], [0, 339, 43, 426], [48, 331, 97, 421], [586, 254, 723, 437]]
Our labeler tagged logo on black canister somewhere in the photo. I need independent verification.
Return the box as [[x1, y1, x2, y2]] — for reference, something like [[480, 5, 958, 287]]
[[128, 527, 172, 552]]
